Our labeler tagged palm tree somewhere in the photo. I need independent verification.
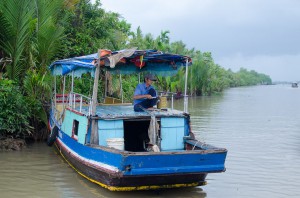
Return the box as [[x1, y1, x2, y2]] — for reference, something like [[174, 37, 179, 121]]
[[0, 0, 34, 81], [0, 0, 66, 80], [170, 41, 186, 54], [35, 0, 65, 71], [0, 0, 77, 139], [128, 26, 144, 49], [158, 30, 170, 52]]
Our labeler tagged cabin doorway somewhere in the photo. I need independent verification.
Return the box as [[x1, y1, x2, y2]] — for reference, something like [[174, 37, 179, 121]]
[[123, 120, 150, 152]]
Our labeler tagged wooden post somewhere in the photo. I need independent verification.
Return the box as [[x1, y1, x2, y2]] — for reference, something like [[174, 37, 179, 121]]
[[90, 49, 101, 145]]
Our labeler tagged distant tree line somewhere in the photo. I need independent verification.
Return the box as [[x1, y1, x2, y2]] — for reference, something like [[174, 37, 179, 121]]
[[0, 0, 272, 140]]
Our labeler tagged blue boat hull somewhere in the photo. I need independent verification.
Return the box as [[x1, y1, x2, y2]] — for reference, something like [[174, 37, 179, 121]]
[[56, 142, 207, 190], [54, 129, 226, 191]]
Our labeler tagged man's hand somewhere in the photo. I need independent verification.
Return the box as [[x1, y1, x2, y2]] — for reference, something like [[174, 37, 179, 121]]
[[145, 94, 152, 99]]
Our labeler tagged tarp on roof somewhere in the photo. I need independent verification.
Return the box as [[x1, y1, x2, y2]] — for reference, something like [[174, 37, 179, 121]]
[[49, 49, 192, 77]]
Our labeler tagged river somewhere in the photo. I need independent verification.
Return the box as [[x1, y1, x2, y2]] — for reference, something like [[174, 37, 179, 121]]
[[0, 84, 299, 198]]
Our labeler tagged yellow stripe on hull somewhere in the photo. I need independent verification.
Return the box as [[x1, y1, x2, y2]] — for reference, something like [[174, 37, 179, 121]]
[[54, 143, 205, 191]]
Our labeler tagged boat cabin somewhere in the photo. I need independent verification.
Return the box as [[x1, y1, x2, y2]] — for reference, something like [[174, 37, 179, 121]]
[[50, 49, 193, 152], [57, 103, 189, 152]]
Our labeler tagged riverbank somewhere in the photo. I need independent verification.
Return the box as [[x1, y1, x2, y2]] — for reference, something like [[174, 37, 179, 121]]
[[0, 138, 26, 151]]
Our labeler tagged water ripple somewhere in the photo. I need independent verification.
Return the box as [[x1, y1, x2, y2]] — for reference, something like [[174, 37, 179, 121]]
[[0, 85, 299, 198]]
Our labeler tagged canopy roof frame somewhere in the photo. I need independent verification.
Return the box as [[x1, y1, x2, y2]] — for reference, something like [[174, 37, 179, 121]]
[[49, 49, 192, 77]]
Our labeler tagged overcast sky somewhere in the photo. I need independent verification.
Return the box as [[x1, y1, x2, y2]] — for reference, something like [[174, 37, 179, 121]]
[[100, 0, 300, 81]]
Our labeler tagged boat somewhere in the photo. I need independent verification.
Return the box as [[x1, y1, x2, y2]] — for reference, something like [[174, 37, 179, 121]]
[[175, 91, 184, 99], [291, 82, 298, 88], [47, 48, 227, 191]]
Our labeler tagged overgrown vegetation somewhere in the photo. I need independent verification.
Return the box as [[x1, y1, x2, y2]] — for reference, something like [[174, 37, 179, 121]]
[[0, 0, 272, 141], [0, 80, 32, 138]]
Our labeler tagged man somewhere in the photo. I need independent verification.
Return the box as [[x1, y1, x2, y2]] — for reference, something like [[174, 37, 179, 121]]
[[133, 74, 158, 112]]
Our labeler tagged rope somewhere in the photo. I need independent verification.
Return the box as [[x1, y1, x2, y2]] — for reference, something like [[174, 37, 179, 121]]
[[192, 140, 205, 150]]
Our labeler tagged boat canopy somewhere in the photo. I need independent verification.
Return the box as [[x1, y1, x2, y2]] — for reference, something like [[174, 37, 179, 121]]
[[49, 48, 192, 77]]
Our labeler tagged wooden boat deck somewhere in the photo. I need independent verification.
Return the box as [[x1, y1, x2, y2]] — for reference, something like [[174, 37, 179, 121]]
[[77, 105, 187, 119]]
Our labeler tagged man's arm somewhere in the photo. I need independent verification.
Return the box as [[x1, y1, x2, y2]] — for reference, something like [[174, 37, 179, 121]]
[[133, 84, 152, 100], [133, 94, 152, 100]]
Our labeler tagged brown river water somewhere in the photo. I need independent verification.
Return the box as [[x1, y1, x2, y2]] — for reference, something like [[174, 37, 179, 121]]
[[0, 84, 299, 198]]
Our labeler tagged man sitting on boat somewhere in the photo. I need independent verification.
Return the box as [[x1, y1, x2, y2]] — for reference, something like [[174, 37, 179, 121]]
[[133, 74, 158, 112]]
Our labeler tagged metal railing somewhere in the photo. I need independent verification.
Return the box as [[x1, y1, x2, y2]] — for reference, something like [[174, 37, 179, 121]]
[[53, 93, 92, 116], [51, 101, 64, 125], [68, 92, 92, 115]]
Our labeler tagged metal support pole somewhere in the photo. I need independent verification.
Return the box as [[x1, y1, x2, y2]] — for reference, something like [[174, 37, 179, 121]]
[[73, 94, 76, 108], [105, 71, 107, 97], [70, 71, 74, 107], [120, 74, 123, 103], [54, 68, 56, 108], [171, 94, 174, 110], [138, 73, 140, 83], [62, 75, 66, 110], [80, 96, 83, 112], [184, 59, 189, 113]]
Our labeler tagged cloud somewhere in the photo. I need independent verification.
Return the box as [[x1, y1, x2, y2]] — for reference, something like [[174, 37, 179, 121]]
[[99, 0, 300, 81]]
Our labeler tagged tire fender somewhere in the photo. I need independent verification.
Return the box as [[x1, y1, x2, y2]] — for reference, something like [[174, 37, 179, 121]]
[[47, 126, 58, 146]]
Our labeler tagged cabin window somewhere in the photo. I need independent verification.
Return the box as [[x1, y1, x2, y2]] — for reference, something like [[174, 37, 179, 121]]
[[72, 120, 79, 140]]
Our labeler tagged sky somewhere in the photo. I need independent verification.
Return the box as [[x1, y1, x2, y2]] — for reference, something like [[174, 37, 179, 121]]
[[99, 0, 300, 81]]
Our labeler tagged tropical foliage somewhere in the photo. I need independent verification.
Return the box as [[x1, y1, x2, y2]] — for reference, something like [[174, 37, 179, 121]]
[[0, 0, 272, 140], [59, 0, 131, 57], [0, 0, 34, 80], [0, 80, 32, 138], [0, 0, 74, 139]]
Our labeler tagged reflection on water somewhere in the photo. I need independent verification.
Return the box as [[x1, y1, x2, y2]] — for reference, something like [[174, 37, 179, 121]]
[[1, 85, 300, 197], [0, 144, 206, 198], [186, 85, 300, 198]]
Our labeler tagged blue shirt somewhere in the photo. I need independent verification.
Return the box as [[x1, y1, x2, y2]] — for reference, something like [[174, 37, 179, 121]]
[[133, 83, 156, 105]]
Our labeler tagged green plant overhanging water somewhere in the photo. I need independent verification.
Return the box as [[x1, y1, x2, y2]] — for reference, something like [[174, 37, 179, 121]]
[[0, 0, 71, 139], [0, 80, 33, 138], [23, 70, 51, 127]]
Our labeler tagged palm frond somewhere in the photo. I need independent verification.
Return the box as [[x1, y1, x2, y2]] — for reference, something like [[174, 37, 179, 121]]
[[35, 0, 65, 70], [35, 0, 63, 31], [0, 0, 34, 80]]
